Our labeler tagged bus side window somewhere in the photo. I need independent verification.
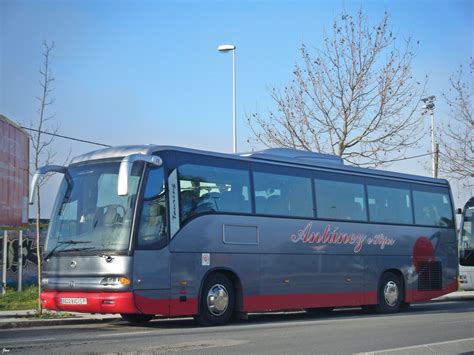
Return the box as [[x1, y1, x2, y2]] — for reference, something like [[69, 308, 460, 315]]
[[254, 171, 313, 218], [178, 164, 251, 223], [314, 177, 367, 221], [413, 189, 453, 227], [366, 183, 412, 224]]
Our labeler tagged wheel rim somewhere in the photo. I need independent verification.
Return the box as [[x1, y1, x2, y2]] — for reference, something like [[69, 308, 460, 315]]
[[206, 284, 229, 316], [384, 280, 399, 307]]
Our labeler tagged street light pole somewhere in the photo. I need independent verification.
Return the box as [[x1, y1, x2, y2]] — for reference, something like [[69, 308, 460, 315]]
[[431, 111, 436, 177], [421, 95, 437, 178], [218, 44, 237, 153], [232, 48, 236, 154]]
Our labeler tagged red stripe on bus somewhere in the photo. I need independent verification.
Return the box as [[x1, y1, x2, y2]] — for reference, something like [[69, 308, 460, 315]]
[[405, 280, 458, 303], [40, 291, 139, 314], [133, 294, 198, 316], [243, 291, 377, 313], [41, 280, 457, 317]]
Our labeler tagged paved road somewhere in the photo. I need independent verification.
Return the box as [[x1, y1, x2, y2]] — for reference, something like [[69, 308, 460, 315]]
[[1, 300, 473, 354]]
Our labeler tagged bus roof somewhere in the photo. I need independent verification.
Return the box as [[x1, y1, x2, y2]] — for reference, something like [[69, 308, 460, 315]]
[[70, 144, 449, 186]]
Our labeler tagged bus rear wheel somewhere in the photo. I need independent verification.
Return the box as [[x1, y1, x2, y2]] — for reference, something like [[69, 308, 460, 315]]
[[195, 273, 235, 326], [120, 313, 154, 324], [375, 272, 402, 314]]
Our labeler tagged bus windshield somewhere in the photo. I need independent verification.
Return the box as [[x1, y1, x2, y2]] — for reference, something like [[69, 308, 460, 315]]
[[46, 161, 143, 255], [460, 204, 474, 267]]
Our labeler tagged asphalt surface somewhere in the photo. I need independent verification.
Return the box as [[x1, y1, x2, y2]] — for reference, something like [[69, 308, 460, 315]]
[[0, 293, 473, 354]]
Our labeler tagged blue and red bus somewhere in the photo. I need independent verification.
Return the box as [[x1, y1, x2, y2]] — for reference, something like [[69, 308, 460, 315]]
[[31, 146, 458, 325]]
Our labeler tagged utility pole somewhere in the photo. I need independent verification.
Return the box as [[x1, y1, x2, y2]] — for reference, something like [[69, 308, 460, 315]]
[[421, 96, 437, 178], [18, 230, 23, 292], [2, 231, 7, 295], [434, 143, 439, 179]]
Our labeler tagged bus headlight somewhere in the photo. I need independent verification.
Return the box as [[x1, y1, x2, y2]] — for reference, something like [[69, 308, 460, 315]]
[[100, 277, 131, 286]]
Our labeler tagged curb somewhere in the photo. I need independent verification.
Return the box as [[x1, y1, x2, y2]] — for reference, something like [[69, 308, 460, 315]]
[[432, 296, 474, 302], [431, 292, 474, 302], [0, 317, 119, 329]]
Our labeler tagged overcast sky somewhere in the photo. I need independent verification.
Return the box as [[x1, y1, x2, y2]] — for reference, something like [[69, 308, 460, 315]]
[[1, 0, 472, 215]]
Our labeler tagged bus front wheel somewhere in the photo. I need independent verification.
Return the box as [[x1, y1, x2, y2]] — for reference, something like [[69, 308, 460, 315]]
[[375, 272, 402, 314], [195, 273, 235, 326], [120, 313, 154, 324]]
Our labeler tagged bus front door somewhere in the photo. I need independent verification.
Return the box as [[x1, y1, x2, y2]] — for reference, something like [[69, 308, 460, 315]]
[[132, 247, 171, 315], [131, 165, 171, 315]]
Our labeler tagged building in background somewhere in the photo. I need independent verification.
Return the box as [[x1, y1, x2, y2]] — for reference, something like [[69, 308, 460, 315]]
[[1, 115, 33, 286], [0, 115, 29, 227]]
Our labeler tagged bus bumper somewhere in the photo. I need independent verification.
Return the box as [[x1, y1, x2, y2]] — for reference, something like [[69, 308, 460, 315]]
[[40, 291, 140, 314]]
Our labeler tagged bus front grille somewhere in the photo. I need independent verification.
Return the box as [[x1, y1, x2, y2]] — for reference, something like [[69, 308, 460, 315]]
[[417, 261, 442, 291]]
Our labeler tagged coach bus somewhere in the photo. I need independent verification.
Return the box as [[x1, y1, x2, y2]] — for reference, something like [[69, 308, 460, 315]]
[[459, 197, 474, 290], [30, 145, 458, 325]]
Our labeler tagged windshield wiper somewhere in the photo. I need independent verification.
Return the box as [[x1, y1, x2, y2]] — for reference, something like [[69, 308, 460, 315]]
[[58, 247, 96, 253], [43, 240, 91, 260]]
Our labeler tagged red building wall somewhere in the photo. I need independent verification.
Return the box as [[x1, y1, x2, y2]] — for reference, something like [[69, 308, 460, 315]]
[[0, 115, 29, 227]]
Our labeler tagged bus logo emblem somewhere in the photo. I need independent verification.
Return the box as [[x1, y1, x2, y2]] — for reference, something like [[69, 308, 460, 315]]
[[70, 260, 77, 269]]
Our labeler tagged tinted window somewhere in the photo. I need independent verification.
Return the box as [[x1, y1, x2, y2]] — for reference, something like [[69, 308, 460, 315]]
[[460, 205, 474, 266], [254, 172, 313, 218], [179, 164, 251, 222], [314, 177, 367, 221], [137, 167, 167, 250], [413, 188, 453, 227], [367, 182, 413, 224]]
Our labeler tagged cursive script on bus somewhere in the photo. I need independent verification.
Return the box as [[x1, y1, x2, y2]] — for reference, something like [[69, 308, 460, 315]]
[[290, 223, 396, 253]]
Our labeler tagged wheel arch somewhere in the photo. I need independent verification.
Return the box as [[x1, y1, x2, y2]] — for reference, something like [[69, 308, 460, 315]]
[[198, 267, 243, 314], [379, 268, 406, 302]]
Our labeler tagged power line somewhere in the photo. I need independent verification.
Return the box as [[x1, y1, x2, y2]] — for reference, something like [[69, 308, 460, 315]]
[[382, 152, 433, 163], [438, 151, 474, 176], [353, 152, 433, 166], [21, 126, 111, 147]]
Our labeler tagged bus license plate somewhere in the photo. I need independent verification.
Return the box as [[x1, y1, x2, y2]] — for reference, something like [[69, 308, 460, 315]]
[[60, 297, 87, 305]]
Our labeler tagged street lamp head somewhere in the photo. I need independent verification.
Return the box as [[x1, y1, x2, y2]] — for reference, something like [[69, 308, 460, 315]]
[[421, 95, 436, 103], [217, 44, 236, 52], [422, 103, 435, 110]]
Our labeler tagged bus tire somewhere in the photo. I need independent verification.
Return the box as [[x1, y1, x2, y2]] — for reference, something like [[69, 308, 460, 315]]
[[195, 273, 235, 326], [375, 272, 402, 314], [120, 313, 154, 324]]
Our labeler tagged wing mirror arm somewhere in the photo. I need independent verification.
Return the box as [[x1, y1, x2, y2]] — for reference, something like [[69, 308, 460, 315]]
[[29, 165, 68, 205], [118, 154, 162, 196]]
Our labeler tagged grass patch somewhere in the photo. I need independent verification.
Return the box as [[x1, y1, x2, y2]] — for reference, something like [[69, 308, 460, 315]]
[[0, 285, 38, 311], [28, 311, 76, 319], [0, 286, 76, 318]]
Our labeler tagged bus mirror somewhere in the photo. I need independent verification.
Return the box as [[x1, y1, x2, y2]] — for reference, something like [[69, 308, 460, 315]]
[[29, 165, 68, 205], [118, 154, 162, 196]]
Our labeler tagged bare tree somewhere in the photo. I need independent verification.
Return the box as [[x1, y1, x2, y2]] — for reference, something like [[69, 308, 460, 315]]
[[31, 41, 58, 315], [248, 11, 427, 167], [439, 60, 474, 186]]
